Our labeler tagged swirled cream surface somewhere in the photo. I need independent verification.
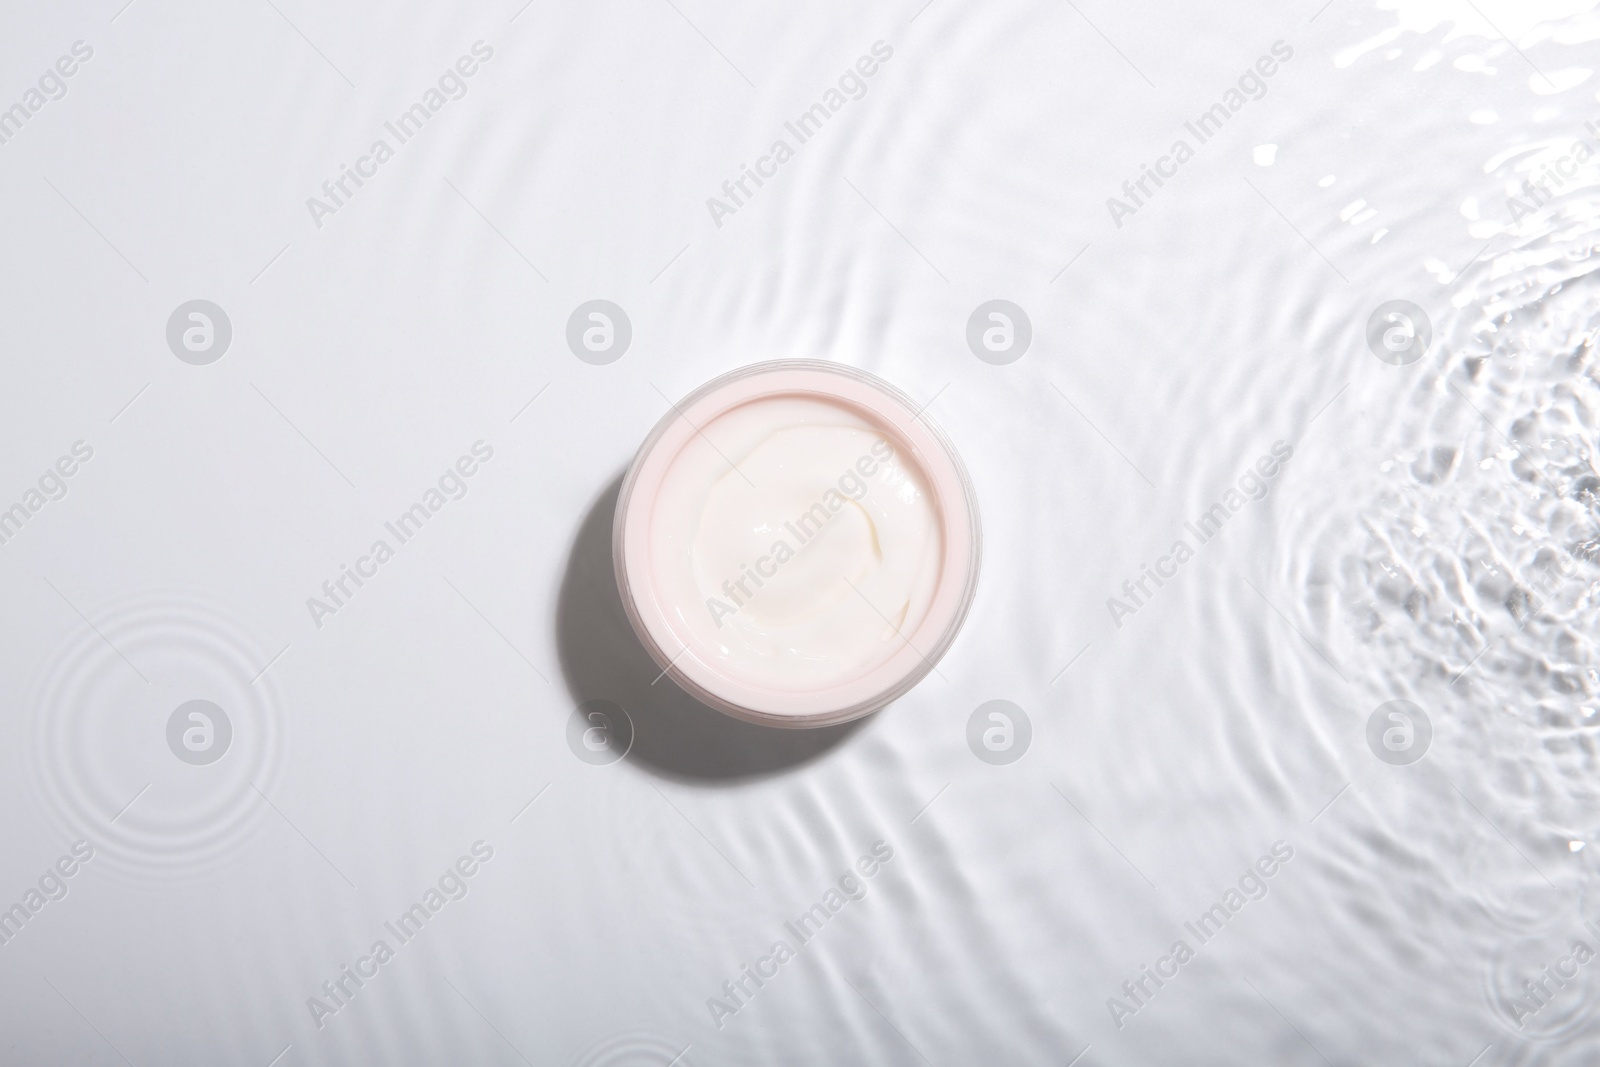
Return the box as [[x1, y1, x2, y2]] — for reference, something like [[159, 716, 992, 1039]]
[[649, 395, 941, 689]]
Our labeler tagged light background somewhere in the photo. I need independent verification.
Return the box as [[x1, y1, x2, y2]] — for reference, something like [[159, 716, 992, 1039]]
[[3, 0, 1600, 1063]]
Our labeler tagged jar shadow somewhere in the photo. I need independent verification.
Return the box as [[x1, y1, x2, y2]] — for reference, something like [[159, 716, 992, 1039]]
[[555, 475, 866, 782]]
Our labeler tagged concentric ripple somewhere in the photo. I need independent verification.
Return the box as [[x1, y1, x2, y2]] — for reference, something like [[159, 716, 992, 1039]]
[[26, 592, 290, 882], [572, 1031, 699, 1066]]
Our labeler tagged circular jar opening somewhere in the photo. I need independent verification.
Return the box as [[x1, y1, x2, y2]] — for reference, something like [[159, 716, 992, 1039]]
[[613, 360, 981, 727]]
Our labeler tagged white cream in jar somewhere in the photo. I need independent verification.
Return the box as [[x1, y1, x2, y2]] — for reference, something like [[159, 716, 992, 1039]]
[[659, 395, 941, 688], [615, 362, 980, 727]]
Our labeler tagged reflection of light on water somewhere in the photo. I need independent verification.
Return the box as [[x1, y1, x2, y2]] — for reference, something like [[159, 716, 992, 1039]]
[[1269, 27, 1600, 1047], [1303, 209, 1600, 998], [26, 592, 289, 883], [1334, 0, 1600, 70]]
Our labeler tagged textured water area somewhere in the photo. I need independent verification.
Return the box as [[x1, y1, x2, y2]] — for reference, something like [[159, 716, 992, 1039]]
[[4, 0, 1600, 1064]]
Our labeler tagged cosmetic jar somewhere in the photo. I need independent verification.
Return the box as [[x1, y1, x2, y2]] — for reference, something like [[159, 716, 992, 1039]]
[[613, 360, 980, 727]]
